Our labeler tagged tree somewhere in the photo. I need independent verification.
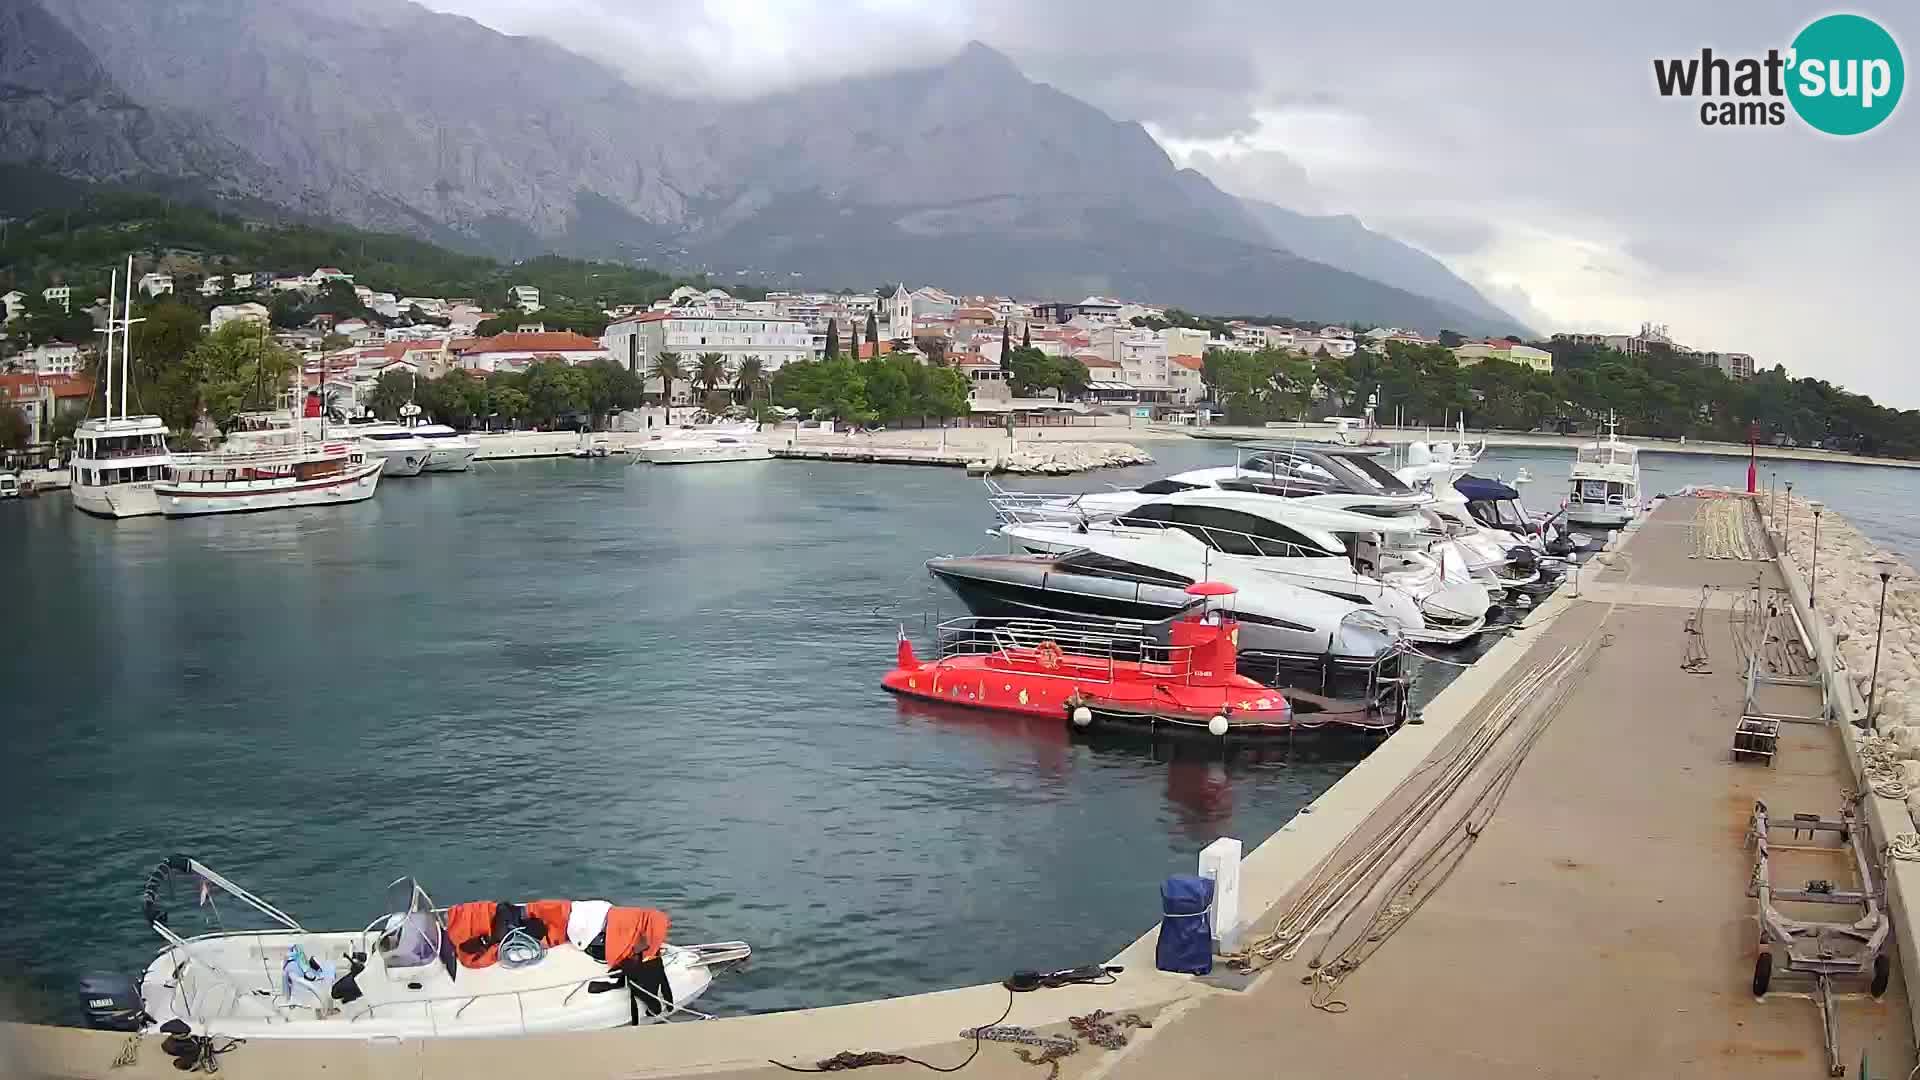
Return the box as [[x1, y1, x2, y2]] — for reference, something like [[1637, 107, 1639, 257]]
[[865, 310, 879, 345], [921, 367, 971, 421], [649, 350, 685, 413], [524, 360, 588, 426], [1437, 330, 1466, 348], [733, 355, 766, 405], [917, 335, 949, 367], [366, 369, 417, 421], [486, 385, 529, 429], [694, 352, 731, 409], [850, 321, 862, 364], [187, 321, 300, 431], [0, 405, 29, 451], [823, 318, 839, 360], [999, 322, 1011, 371], [1021, 323, 1031, 350]]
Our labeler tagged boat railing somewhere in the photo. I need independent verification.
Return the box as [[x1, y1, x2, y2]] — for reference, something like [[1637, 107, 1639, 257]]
[[933, 616, 1201, 686], [1006, 513, 1340, 562], [172, 443, 352, 466]]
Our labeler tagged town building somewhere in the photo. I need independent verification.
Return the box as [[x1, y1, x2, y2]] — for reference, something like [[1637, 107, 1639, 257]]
[[508, 285, 541, 313], [452, 331, 605, 374], [1696, 351, 1756, 380], [603, 312, 810, 401], [137, 274, 173, 297], [1158, 326, 1209, 359], [229, 273, 255, 291], [23, 342, 83, 376], [0, 374, 93, 448], [309, 267, 353, 286], [199, 276, 226, 297], [1452, 341, 1554, 373], [210, 303, 270, 332], [42, 285, 72, 313], [1, 291, 24, 321]]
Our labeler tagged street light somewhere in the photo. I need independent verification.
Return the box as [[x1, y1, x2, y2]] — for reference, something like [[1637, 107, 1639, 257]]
[[1868, 560, 1895, 725], [1783, 481, 1794, 550], [1808, 501, 1823, 607]]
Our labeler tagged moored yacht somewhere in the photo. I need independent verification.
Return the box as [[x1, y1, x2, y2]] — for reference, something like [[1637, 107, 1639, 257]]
[[996, 488, 1491, 644], [413, 423, 477, 472], [1567, 414, 1642, 527]]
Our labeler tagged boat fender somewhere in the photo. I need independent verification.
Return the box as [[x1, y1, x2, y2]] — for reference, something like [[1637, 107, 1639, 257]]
[[1070, 705, 1093, 727], [1208, 715, 1229, 737]]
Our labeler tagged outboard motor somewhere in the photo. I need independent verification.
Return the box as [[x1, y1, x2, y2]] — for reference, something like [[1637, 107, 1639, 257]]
[[1505, 545, 1538, 571], [78, 973, 146, 1031]]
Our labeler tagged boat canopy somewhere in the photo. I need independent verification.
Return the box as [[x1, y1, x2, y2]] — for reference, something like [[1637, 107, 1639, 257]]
[[1454, 474, 1520, 502]]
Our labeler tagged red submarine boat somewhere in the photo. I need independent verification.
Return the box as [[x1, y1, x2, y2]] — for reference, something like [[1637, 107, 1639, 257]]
[[882, 583, 1298, 736]]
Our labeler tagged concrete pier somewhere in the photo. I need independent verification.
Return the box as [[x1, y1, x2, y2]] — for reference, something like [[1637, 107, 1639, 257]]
[[11, 498, 1915, 1079]]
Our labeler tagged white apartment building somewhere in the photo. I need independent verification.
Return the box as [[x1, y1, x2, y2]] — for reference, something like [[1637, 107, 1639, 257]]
[[309, 267, 353, 286], [603, 311, 811, 402], [136, 274, 172, 297], [1158, 326, 1209, 359], [1, 291, 24, 321], [1086, 328, 1174, 400], [24, 341, 82, 376], [230, 273, 255, 290], [210, 302, 270, 332], [1697, 351, 1756, 380], [43, 285, 72, 311], [509, 285, 541, 313], [199, 276, 226, 296]]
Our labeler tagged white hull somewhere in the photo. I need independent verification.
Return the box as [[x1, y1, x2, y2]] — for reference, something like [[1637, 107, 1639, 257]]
[[420, 445, 476, 473], [138, 931, 717, 1041], [72, 480, 164, 518], [641, 442, 772, 465], [156, 461, 384, 517], [362, 445, 428, 477], [1566, 504, 1637, 527]]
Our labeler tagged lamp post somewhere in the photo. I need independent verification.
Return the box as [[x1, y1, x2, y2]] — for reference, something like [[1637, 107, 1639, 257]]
[[1868, 561, 1894, 725], [1808, 501, 1823, 607], [1783, 481, 1794, 552]]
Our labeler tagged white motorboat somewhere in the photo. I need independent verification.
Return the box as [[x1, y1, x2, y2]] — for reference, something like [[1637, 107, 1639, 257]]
[[1567, 414, 1641, 527], [81, 856, 750, 1041], [0, 472, 19, 499], [637, 432, 772, 465], [155, 441, 383, 516], [413, 423, 477, 472], [997, 488, 1491, 645], [344, 425, 430, 477], [70, 261, 174, 519]]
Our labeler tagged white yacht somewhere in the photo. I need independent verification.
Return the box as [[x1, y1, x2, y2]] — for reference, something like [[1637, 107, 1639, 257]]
[[155, 440, 383, 516], [998, 488, 1491, 645], [636, 431, 771, 465], [70, 261, 174, 519], [342, 425, 429, 477], [413, 423, 477, 472], [1567, 415, 1642, 527]]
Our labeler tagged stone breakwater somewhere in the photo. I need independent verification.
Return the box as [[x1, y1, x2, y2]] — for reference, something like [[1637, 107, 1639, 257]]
[[1772, 493, 1920, 800], [996, 442, 1154, 475]]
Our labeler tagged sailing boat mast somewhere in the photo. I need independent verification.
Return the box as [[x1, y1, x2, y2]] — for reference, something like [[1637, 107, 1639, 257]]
[[121, 255, 133, 419], [96, 269, 117, 422]]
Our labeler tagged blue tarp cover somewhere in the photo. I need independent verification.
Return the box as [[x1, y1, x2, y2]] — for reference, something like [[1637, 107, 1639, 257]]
[[1455, 473, 1520, 501], [1156, 875, 1214, 975]]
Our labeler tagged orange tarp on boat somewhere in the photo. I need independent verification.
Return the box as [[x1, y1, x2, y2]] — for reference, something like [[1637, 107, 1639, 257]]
[[445, 901, 500, 969], [524, 899, 573, 948], [603, 907, 670, 968]]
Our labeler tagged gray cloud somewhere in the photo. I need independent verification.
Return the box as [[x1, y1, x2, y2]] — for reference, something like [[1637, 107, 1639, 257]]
[[423, 0, 1920, 405]]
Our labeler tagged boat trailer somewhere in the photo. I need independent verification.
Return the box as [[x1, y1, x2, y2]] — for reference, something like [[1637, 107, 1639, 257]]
[[1745, 800, 1890, 1076], [1731, 586, 1825, 766]]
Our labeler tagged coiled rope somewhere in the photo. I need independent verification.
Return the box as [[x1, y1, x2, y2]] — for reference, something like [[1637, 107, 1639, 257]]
[[1859, 734, 1911, 801], [1888, 834, 1920, 863], [497, 927, 546, 968]]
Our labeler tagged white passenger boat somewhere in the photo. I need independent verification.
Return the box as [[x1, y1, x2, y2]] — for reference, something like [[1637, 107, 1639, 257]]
[[1567, 414, 1642, 527], [0, 472, 19, 499], [70, 262, 174, 519], [155, 441, 383, 516], [80, 856, 751, 1041], [71, 416, 173, 518], [637, 432, 772, 465]]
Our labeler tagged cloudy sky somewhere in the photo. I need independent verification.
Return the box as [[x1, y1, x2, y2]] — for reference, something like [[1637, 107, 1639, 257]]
[[429, 0, 1917, 406]]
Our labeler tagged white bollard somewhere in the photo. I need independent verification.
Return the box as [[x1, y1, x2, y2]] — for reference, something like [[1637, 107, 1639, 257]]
[[1199, 837, 1243, 954]]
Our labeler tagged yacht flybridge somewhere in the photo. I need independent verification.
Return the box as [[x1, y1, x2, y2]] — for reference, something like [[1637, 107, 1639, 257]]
[[71, 259, 173, 519], [80, 855, 750, 1040]]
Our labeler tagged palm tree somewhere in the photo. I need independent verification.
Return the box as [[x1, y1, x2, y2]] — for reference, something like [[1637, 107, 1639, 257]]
[[733, 355, 766, 405], [695, 352, 730, 410], [649, 350, 685, 420]]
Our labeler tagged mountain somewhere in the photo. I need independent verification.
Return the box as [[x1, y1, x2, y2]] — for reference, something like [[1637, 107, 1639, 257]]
[[1233, 196, 1521, 332], [11, 0, 1527, 335]]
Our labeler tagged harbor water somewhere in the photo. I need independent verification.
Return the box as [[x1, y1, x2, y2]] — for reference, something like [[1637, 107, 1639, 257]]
[[2, 440, 1916, 1023]]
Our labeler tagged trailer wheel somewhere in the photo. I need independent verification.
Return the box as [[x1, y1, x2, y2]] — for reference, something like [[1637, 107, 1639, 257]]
[[1752, 951, 1773, 996], [1872, 954, 1891, 999]]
